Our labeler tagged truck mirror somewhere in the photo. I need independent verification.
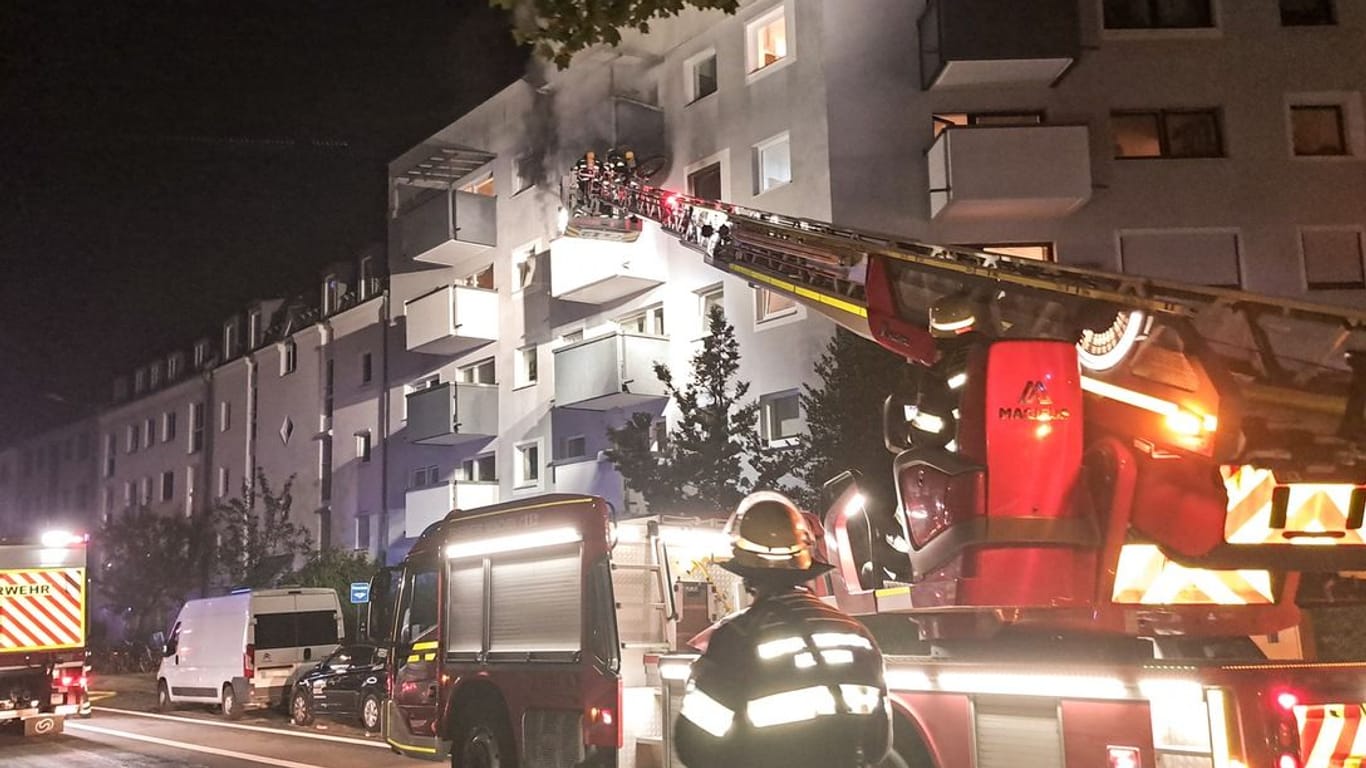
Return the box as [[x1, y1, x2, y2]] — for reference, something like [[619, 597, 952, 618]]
[[821, 470, 863, 506], [883, 395, 914, 453]]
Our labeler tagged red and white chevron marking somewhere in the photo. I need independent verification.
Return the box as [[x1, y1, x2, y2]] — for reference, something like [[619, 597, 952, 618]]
[[0, 568, 85, 651], [1298, 704, 1366, 768]]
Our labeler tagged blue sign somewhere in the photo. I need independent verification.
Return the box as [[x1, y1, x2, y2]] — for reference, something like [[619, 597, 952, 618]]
[[349, 582, 371, 605]]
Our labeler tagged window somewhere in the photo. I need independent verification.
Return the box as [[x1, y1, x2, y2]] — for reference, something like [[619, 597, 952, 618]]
[[459, 358, 496, 385], [123, 481, 134, 509], [461, 454, 497, 482], [359, 257, 375, 299], [134, 368, 147, 394], [160, 470, 175, 502], [1112, 109, 1223, 158], [167, 353, 182, 381], [126, 425, 138, 454], [103, 487, 114, 518], [356, 432, 372, 463], [1119, 229, 1242, 288], [218, 466, 230, 498], [962, 243, 1056, 262], [515, 441, 541, 488], [687, 161, 723, 201], [1103, 0, 1213, 29], [1291, 105, 1347, 156], [685, 48, 718, 102], [356, 514, 372, 551], [760, 391, 803, 447], [193, 340, 209, 368], [1281, 0, 1335, 25], [463, 264, 495, 290], [620, 305, 666, 337], [1301, 227, 1366, 290], [755, 287, 798, 323], [149, 362, 161, 389], [361, 352, 373, 385], [248, 310, 262, 348], [190, 402, 205, 454], [746, 4, 790, 75], [559, 435, 587, 460], [516, 347, 538, 387], [220, 401, 231, 432], [104, 434, 116, 477], [139, 476, 152, 507], [754, 133, 792, 193], [412, 465, 441, 488], [323, 274, 340, 315], [223, 321, 239, 358], [460, 173, 495, 197], [513, 241, 540, 291], [280, 339, 298, 376], [163, 411, 177, 442], [143, 418, 154, 449], [562, 329, 584, 345], [932, 111, 1043, 138]]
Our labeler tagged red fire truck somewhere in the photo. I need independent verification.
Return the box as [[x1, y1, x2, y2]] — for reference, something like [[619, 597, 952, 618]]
[[371, 152, 1366, 768], [0, 531, 91, 736]]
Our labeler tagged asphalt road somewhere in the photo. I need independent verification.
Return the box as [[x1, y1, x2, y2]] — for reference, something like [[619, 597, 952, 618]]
[[1, 676, 413, 768]]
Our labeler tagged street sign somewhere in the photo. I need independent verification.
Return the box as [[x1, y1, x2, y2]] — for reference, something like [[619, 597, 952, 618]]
[[350, 582, 370, 605]]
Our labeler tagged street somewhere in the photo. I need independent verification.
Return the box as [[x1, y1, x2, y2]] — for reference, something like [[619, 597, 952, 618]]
[[1, 675, 411, 768]]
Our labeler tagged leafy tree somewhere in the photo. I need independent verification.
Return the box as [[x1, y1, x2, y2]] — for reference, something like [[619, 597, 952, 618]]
[[283, 549, 381, 642], [95, 507, 200, 642], [211, 471, 312, 589], [792, 328, 911, 511], [607, 306, 797, 518], [490, 0, 739, 68]]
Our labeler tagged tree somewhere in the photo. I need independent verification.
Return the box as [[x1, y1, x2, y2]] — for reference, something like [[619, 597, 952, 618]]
[[607, 306, 796, 518], [490, 0, 740, 68], [283, 549, 381, 642], [96, 508, 200, 643], [792, 328, 911, 512], [211, 471, 312, 589]]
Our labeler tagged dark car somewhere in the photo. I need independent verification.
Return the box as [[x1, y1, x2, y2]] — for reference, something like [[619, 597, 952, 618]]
[[289, 644, 387, 731]]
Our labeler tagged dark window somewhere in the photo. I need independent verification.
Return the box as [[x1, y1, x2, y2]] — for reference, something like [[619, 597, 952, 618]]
[[1291, 105, 1347, 156], [324, 359, 335, 417], [687, 162, 723, 201], [1112, 109, 1223, 158], [361, 352, 373, 385], [1281, 0, 1335, 25], [1302, 229, 1365, 290], [691, 53, 717, 101], [400, 562, 440, 644], [1103, 0, 1213, 29], [255, 610, 340, 650], [160, 470, 175, 501]]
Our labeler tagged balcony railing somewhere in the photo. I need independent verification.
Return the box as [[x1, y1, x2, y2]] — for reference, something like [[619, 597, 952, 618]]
[[404, 285, 499, 355], [549, 225, 668, 304], [918, 0, 1080, 90], [553, 332, 669, 410], [399, 188, 496, 266], [406, 382, 498, 445], [927, 124, 1092, 220]]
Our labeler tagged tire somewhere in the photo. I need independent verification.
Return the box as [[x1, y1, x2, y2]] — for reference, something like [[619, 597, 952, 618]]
[[221, 683, 244, 721], [291, 689, 314, 726], [155, 680, 177, 713], [360, 692, 381, 733], [451, 707, 517, 768]]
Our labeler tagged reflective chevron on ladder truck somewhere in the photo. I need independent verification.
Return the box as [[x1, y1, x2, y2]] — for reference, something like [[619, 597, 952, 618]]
[[0, 531, 90, 736], [370, 148, 1366, 768]]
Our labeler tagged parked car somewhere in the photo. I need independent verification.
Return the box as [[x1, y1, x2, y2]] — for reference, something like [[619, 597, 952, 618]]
[[156, 588, 345, 719], [289, 643, 388, 732]]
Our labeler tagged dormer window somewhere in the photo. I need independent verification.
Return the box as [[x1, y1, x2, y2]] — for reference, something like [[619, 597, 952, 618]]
[[223, 321, 239, 358], [133, 368, 147, 394], [248, 310, 262, 349], [323, 275, 340, 315], [193, 340, 210, 368]]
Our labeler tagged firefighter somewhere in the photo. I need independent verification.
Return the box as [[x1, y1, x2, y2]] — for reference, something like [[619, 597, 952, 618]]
[[675, 492, 892, 768]]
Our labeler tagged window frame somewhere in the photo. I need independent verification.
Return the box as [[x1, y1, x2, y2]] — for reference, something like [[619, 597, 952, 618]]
[[356, 431, 372, 463], [960, 243, 1057, 263], [760, 390, 803, 448], [1111, 108, 1225, 159], [618, 304, 667, 337], [1101, 0, 1219, 34], [685, 150, 729, 202], [1290, 104, 1349, 157], [460, 172, 496, 197], [361, 352, 374, 385], [684, 47, 719, 104], [1280, 0, 1336, 26], [280, 339, 298, 376], [514, 440, 543, 490], [514, 346, 539, 389], [754, 286, 803, 328], [1299, 226, 1366, 290], [745, 3, 793, 81], [753, 131, 793, 195], [459, 358, 497, 385]]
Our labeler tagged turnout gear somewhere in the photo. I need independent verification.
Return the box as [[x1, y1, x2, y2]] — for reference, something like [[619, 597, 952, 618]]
[[676, 493, 892, 768]]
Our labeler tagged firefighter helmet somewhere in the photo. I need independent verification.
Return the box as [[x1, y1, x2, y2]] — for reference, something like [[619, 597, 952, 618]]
[[720, 492, 832, 580]]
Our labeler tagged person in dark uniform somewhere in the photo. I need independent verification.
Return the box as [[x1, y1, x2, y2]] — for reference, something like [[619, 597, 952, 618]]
[[675, 492, 892, 768]]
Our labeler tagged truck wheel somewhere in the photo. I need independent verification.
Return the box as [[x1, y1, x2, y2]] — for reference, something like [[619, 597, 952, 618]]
[[360, 693, 381, 732], [451, 708, 516, 768], [156, 680, 176, 713], [221, 683, 244, 721], [290, 689, 314, 726]]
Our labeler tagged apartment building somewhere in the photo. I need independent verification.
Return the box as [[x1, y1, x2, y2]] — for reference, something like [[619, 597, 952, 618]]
[[0, 417, 99, 538]]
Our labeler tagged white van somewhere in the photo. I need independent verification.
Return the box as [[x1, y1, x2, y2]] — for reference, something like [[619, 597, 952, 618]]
[[156, 587, 344, 718]]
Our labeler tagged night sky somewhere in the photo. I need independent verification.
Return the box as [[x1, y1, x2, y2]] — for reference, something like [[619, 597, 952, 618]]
[[0, 0, 526, 442]]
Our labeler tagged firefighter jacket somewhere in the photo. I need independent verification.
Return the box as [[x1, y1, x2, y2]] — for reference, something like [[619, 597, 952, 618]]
[[674, 587, 892, 768]]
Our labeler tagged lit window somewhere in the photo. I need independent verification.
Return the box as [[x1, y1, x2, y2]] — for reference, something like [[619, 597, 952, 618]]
[[1103, 0, 1213, 30], [1112, 109, 1223, 158], [747, 6, 789, 74], [515, 442, 541, 487], [1301, 227, 1366, 290], [460, 174, 495, 197], [1281, 0, 1335, 25], [1291, 105, 1347, 156], [962, 243, 1056, 262], [754, 133, 792, 194], [761, 391, 803, 447], [463, 264, 495, 290], [755, 287, 798, 324], [516, 347, 538, 387], [932, 112, 1042, 138], [686, 49, 718, 102]]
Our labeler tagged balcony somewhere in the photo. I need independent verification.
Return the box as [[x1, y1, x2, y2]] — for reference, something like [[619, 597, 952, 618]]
[[550, 224, 667, 304], [918, 0, 1080, 90], [399, 189, 496, 266], [927, 125, 1092, 220], [552, 458, 624, 509], [405, 285, 499, 355], [402, 482, 502, 537], [406, 382, 498, 445], [553, 332, 669, 410]]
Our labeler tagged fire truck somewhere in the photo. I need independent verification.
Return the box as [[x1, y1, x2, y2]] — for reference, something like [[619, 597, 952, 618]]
[[0, 531, 91, 736], [371, 150, 1366, 768]]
